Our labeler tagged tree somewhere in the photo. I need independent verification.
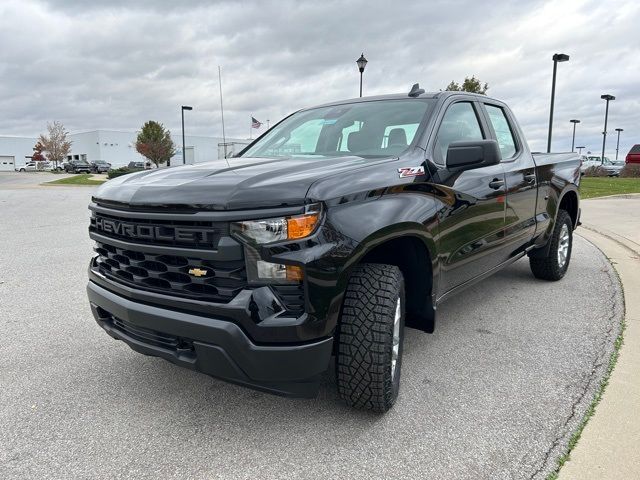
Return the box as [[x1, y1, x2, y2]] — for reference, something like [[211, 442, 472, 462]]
[[32, 141, 46, 162], [39, 121, 72, 168], [445, 76, 489, 95], [135, 121, 176, 167]]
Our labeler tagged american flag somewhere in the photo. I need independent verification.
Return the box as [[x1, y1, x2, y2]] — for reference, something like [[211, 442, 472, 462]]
[[251, 116, 262, 129]]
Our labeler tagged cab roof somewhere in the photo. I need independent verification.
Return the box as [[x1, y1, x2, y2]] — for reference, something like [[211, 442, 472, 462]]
[[307, 90, 504, 110]]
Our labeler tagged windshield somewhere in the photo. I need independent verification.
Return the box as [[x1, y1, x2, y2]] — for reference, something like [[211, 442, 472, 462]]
[[240, 99, 434, 159]]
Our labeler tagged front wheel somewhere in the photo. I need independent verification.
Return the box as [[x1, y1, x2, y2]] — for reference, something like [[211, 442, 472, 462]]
[[529, 209, 573, 281], [336, 263, 405, 412]]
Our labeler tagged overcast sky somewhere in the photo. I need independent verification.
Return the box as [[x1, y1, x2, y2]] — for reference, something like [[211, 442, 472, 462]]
[[1, 0, 638, 156]]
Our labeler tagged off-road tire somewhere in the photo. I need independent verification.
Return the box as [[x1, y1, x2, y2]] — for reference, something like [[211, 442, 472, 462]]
[[336, 263, 405, 412], [529, 209, 573, 281]]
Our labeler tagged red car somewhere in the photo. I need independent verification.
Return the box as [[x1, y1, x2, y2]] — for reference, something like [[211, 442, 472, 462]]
[[626, 144, 640, 164]]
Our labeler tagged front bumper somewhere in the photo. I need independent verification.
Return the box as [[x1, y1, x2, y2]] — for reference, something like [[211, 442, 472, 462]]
[[88, 280, 333, 397]]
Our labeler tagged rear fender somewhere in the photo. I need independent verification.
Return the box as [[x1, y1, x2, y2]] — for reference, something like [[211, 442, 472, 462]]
[[530, 184, 579, 258]]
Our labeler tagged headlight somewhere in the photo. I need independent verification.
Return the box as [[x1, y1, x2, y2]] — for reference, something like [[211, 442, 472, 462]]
[[244, 241, 305, 284], [232, 204, 321, 244]]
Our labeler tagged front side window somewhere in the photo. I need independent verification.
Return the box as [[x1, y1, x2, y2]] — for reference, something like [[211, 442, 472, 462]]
[[241, 99, 434, 159], [434, 102, 484, 164], [485, 104, 517, 159]]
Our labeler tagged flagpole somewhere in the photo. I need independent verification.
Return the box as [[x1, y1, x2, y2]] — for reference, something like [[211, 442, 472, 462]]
[[218, 66, 227, 159]]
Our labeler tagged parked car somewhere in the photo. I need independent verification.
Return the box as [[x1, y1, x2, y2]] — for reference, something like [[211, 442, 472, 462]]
[[16, 161, 52, 172], [64, 159, 92, 174], [87, 88, 581, 412], [127, 161, 146, 170], [603, 158, 624, 176], [626, 144, 640, 164], [579, 154, 592, 174], [90, 160, 111, 173], [583, 155, 622, 176]]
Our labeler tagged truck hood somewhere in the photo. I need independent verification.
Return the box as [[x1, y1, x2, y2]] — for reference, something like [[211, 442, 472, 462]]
[[93, 155, 395, 210]]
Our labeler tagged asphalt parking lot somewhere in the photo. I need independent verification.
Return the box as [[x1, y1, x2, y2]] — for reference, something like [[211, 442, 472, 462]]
[[0, 174, 623, 479]]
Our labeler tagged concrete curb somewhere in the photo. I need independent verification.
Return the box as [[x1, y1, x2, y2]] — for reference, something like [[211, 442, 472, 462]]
[[584, 193, 640, 201], [558, 228, 640, 479]]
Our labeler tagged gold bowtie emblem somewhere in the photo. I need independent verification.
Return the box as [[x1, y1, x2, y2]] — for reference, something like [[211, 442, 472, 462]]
[[188, 268, 208, 277]]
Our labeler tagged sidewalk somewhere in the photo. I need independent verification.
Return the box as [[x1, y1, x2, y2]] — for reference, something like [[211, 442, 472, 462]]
[[558, 195, 640, 479]]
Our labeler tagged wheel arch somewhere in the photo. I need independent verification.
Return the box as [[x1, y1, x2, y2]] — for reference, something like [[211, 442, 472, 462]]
[[558, 188, 579, 229], [348, 226, 437, 333]]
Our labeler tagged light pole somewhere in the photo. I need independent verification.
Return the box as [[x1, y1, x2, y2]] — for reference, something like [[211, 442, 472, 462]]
[[181, 105, 193, 165], [356, 53, 368, 97], [547, 53, 570, 153], [600, 94, 615, 164], [576, 146, 586, 154], [569, 119, 580, 152], [615, 128, 624, 161]]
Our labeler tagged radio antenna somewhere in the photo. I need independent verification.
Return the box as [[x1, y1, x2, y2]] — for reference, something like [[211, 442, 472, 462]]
[[218, 65, 229, 165]]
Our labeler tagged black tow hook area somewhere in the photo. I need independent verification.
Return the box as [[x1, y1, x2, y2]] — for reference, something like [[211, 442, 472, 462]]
[[92, 305, 196, 361]]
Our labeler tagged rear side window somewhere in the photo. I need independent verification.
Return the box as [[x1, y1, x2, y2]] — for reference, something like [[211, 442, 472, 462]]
[[485, 104, 517, 159], [434, 102, 484, 164]]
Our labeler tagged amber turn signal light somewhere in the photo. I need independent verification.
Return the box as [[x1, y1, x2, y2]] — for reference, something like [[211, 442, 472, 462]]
[[287, 213, 319, 240], [286, 265, 304, 281]]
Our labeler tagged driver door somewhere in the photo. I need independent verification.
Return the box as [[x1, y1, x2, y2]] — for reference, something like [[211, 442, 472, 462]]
[[432, 101, 507, 295]]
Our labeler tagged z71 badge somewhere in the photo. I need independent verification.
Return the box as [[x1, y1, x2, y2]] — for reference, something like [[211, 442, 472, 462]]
[[398, 166, 425, 178]]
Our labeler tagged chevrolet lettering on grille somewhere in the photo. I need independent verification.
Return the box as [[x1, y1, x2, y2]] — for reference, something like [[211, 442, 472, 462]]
[[92, 216, 214, 244]]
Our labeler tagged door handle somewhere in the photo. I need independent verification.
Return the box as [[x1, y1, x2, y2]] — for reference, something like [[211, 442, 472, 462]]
[[489, 178, 505, 190], [523, 172, 536, 183]]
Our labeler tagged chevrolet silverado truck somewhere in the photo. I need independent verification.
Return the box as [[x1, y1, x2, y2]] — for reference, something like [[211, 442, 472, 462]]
[[87, 87, 581, 412]]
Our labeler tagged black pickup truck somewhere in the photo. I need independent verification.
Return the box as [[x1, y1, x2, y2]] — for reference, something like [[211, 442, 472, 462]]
[[87, 87, 580, 412]]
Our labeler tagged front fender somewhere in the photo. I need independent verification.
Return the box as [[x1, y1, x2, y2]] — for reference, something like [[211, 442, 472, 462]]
[[328, 192, 440, 300], [327, 193, 439, 248]]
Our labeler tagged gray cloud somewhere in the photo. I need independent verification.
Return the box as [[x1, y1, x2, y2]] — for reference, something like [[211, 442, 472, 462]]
[[0, 0, 638, 157]]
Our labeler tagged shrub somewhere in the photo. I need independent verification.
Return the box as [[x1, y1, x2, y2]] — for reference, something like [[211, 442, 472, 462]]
[[620, 164, 640, 178], [583, 166, 609, 177], [107, 167, 134, 179]]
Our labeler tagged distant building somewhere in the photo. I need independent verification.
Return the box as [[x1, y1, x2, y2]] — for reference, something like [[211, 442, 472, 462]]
[[0, 130, 249, 171]]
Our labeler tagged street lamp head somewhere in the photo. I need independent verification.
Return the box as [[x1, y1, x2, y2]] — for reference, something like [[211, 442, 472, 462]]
[[600, 94, 615, 101], [182, 105, 193, 111], [615, 128, 624, 132], [552, 53, 570, 62], [576, 146, 585, 149], [356, 53, 368, 73], [570, 119, 580, 124]]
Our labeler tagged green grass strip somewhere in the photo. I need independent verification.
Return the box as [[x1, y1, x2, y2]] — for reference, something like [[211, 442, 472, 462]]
[[580, 177, 640, 199], [43, 174, 106, 186]]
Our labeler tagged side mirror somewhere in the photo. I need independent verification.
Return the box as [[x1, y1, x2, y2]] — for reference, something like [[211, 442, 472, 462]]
[[446, 140, 501, 172]]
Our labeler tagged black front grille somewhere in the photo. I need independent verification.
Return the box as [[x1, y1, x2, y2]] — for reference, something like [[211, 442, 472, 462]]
[[90, 211, 226, 249], [94, 241, 247, 303]]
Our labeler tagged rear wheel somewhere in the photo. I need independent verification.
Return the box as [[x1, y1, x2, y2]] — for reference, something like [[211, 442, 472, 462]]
[[529, 209, 573, 281], [336, 263, 405, 412]]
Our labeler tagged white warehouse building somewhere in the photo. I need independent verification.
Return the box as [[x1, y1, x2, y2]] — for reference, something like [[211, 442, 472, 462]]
[[0, 130, 250, 171]]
